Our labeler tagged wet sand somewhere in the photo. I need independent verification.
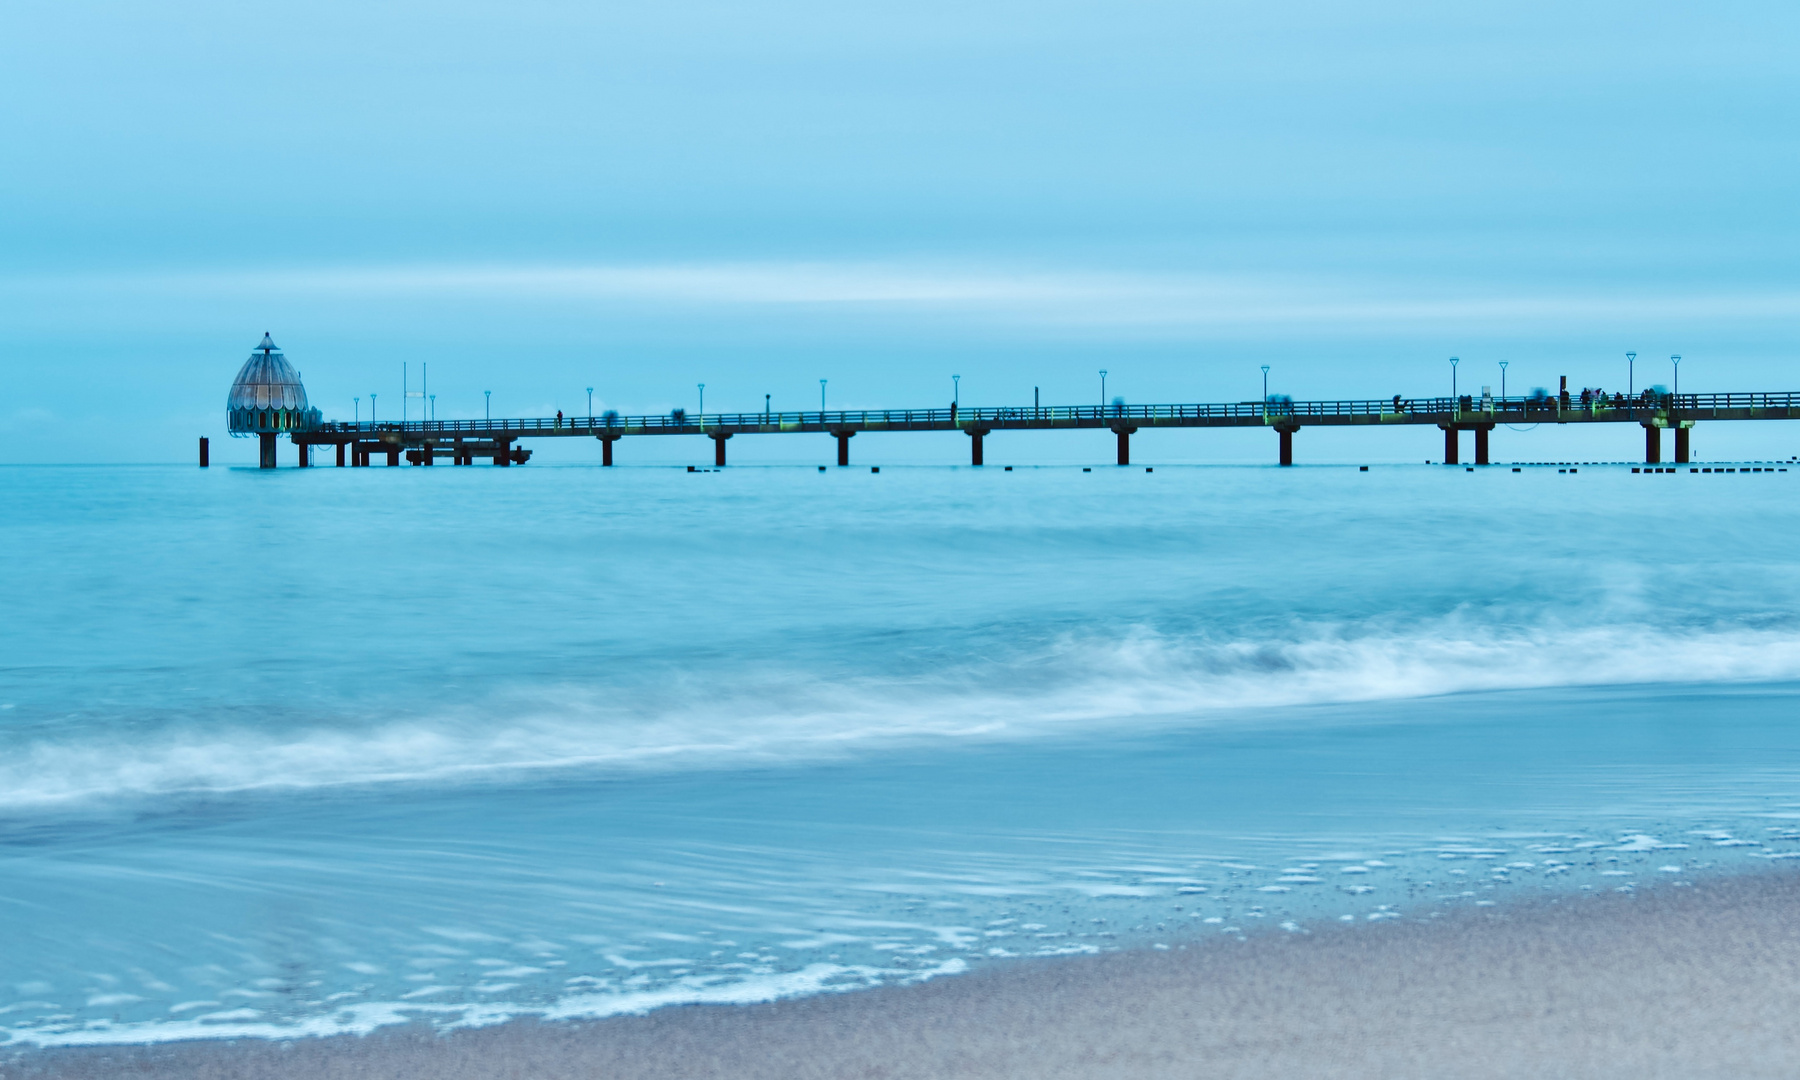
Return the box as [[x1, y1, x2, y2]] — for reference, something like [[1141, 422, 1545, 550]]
[[10, 870, 1800, 1079]]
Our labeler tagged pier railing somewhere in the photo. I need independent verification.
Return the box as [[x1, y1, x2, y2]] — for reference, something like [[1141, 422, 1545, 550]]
[[311, 391, 1800, 437]]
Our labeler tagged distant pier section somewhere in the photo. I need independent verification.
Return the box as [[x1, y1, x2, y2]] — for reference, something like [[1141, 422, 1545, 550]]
[[220, 335, 1800, 468]]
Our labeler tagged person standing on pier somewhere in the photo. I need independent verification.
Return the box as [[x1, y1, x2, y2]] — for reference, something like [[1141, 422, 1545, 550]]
[[556, 409, 563, 429]]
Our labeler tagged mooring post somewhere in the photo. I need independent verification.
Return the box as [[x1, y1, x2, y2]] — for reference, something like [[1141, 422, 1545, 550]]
[[1644, 423, 1661, 464], [198, 437, 209, 468], [968, 428, 986, 466], [1474, 424, 1491, 465], [1114, 426, 1137, 466], [1277, 425, 1295, 466], [712, 432, 731, 466], [599, 436, 616, 466], [1674, 423, 1691, 464], [836, 431, 853, 466], [1441, 424, 1459, 465]]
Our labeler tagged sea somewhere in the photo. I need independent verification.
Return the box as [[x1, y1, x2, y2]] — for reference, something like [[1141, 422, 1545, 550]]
[[4, 459, 1800, 1047]]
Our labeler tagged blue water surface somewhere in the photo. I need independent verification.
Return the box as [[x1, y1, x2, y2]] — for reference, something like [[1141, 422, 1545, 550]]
[[3, 461, 1800, 1044]]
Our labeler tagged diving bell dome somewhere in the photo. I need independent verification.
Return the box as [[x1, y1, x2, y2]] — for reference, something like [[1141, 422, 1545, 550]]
[[227, 333, 320, 435]]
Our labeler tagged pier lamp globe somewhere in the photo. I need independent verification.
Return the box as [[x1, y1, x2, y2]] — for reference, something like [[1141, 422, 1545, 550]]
[[227, 333, 319, 469]]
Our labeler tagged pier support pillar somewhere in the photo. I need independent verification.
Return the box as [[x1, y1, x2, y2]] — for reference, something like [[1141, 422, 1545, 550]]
[[836, 431, 854, 466], [1277, 425, 1296, 466], [495, 441, 511, 466], [1440, 424, 1459, 465], [421, 445, 433, 465], [967, 428, 987, 466], [712, 432, 732, 466], [599, 436, 617, 466], [1644, 423, 1662, 464], [1675, 424, 1691, 464], [1114, 426, 1137, 466], [258, 432, 277, 469], [336, 443, 346, 467], [1474, 425, 1491, 465], [296, 441, 310, 467], [198, 437, 209, 468]]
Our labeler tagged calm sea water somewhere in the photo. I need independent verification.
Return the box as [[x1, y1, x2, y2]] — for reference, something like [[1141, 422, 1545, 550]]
[[4, 460, 1800, 1046]]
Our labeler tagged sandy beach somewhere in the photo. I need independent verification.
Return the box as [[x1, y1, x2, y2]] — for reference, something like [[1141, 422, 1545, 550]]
[[10, 869, 1800, 1080]]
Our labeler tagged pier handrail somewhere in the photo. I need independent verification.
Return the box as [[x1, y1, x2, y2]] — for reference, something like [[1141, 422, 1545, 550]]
[[312, 391, 1800, 437]]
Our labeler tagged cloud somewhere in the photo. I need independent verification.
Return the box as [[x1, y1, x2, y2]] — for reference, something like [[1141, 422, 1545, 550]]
[[6, 261, 1800, 334]]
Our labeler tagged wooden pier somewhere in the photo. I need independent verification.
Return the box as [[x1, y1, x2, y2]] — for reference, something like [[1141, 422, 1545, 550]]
[[273, 388, 1800, 468]]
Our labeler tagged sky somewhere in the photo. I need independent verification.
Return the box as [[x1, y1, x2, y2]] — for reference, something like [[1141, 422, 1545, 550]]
[[3, 0, 1798, 463]]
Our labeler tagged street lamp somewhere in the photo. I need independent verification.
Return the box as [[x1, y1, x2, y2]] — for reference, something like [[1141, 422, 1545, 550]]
[[1498, 361, 1508, 399], [1099, 370, 1107, 406], [1672, 354, 1680, 397], [484, 390, 490, 421], [1627, 352, 1636, 399], [698, 383, 705, 416], [1450, 357, 1459, 400], [587, 387, 593, 420], [953, 374, 960, 406], [1260, 365, 1269, 412], [820, 379, 827, 412], [354, 397, 360, 424], [370, 393, 377, 423], [429, 394, 436, 421]]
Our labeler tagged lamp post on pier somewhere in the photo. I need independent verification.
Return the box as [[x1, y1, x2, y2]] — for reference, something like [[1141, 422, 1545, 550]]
[[953, 374, 961, 406], [370, 393, 377, 423], [1672, 355, 1680, 397], [587, 388, 593, 420], [1450, 357, 1459, 402], [698, 384, 705, 416], [1627, 352, 1635, 399], [354, 397, 360, 424], [1260, 366, 1269, 416], [1099, 370, 1107, 407], [484, 390, 490, 421], [1498, 361, 1508, 400], [429, 394, 435, 421], [820, 379, 827, 412]]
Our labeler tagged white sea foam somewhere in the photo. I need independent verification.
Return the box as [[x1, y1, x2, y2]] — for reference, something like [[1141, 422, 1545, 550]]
[[0, 959, 969, 1049], [5, 620, 1800, 812]]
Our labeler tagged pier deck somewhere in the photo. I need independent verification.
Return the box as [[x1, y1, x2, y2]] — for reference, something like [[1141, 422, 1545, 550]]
[[282, 391, 1800, 468]]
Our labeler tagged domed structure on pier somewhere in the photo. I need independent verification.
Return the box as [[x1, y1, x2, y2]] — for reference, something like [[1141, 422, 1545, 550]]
[[227, 333, 319, 435]]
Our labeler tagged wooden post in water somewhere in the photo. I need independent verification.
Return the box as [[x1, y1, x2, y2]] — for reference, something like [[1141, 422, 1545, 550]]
[[198, 437, 209, 468]]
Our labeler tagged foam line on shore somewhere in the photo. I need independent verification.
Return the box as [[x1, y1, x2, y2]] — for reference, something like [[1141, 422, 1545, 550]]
[[10, 869, 1800, 1079]]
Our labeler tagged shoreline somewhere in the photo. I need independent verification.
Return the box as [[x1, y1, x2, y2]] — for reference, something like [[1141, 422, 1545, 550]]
[[10, 868, 1800, 1079]]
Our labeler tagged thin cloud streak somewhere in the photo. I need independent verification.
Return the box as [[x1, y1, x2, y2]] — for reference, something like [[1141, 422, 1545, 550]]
[[8, 262, 1800, 331]]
